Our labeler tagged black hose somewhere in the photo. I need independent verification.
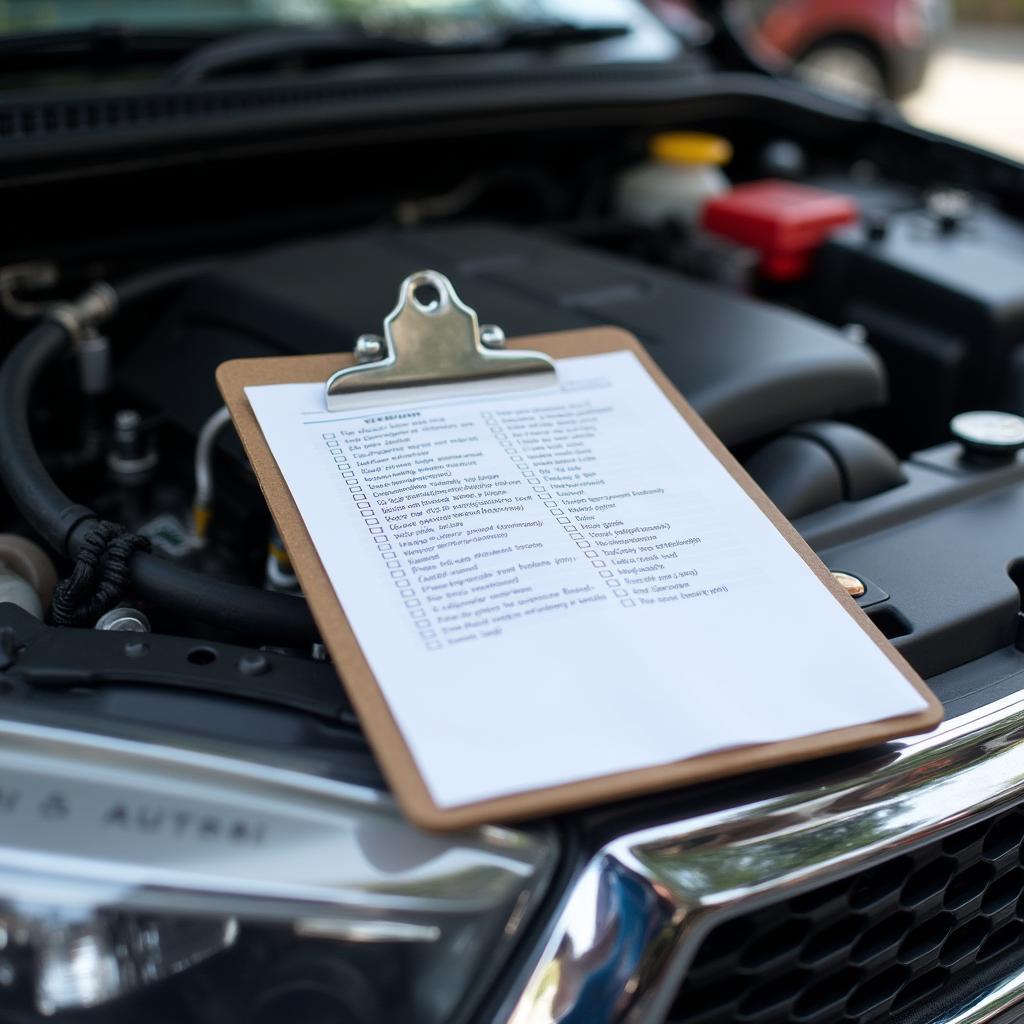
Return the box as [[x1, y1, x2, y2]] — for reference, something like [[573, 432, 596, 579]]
[[0, 279, 319, 645], [0, 320, 96, 552], [114, 260, 222, 306]]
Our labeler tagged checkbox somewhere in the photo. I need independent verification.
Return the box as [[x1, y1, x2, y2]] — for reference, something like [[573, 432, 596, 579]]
[[322, 432, 336, 439], [551, 509, 564, 516], [364, 517, 378, 525], [375, 536, 389, 545], [386, 559, 401, 568], [592, 560, 606, 567], [403, 598, 419, 608], [360, 510, 373, 518], [556, 516, 570, 524], [399, 588, 415, 597], [544, 500, 557, 507], [527, 477, 539, 484], [533, 486, 546, 493], [512, 456, 525, 464], [379, 547, 393, 555], [613, 588, 628, 597], [606, 579, 620, 588], [369, 526, 384, 535], [565, 526, 579, 534], [357, 501, 370, 509], [576, 541, 590, 549], [342, 470, 355, 478], [621, 599, 635, 608], [585, 551, 599, 559], [349, 484, 361, 492], [411, 607, 426, 617], [390, 569, 405, 578], [599, 570, 613, 578], [420, 630, 437, 640], [326, 438, 339, 446]]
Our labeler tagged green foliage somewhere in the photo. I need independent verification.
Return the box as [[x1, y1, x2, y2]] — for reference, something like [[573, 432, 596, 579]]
[[955, 0, 1024, 21]]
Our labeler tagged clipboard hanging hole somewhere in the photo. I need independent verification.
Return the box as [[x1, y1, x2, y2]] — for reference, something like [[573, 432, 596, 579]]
[[408, 273, 447, 315]]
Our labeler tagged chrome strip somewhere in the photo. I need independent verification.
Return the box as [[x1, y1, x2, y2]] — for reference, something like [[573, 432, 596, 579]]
[[925, 964, 1024, 1024], [0, 716, 555, 921], [502, 694, 1024, 1024]]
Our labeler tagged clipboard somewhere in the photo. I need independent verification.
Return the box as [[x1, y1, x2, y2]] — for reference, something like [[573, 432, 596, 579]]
[[217, 270, 942, 831]]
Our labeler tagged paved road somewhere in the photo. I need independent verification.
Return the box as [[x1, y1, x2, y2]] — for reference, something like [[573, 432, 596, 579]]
[[901, 24, 1024, 162]]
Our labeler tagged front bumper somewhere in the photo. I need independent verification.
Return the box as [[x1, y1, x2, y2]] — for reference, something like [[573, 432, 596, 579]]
[[499, 687, 1024, 1023]]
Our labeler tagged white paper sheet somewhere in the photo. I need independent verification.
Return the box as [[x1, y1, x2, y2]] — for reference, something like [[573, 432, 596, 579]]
[[246, 350, 927, 808]]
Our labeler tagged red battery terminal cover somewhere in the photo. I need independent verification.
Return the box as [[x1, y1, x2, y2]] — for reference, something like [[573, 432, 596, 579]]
[[701, 179, 859, 281]]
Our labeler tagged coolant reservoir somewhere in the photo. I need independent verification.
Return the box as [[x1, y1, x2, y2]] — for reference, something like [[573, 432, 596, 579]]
[[615, 132, 732, 229]]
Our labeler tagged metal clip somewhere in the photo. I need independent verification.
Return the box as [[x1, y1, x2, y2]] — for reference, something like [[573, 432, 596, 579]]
[[324, 270, 556, 411]]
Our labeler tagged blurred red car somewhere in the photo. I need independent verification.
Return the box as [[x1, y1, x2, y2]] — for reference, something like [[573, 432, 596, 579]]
[[656, 0, 951, 99]]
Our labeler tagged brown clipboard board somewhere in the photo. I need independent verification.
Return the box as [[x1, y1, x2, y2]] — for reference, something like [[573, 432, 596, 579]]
[[217, 325, 943, 831]]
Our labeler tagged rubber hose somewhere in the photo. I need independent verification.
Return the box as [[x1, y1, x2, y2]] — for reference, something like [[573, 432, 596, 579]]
[[0, 299, 318, 645]]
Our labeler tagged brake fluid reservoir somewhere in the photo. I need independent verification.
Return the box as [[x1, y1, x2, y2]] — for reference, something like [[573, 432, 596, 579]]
[[615, 132, 732, 229]]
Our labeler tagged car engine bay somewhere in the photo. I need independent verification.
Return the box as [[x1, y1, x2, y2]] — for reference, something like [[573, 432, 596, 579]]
[[3, 80, 1024, 1022]]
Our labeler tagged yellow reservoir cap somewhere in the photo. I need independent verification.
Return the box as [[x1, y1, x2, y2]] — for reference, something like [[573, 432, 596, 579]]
[[649, 132, 733, 167]]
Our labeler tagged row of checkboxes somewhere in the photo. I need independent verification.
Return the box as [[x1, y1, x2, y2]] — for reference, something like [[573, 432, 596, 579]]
[[481, 413, 541, 479], [322, 432, 361, 490], [323, 431, 441, 647], [479, 420, 633, 607], [571, 531, 635, 608]]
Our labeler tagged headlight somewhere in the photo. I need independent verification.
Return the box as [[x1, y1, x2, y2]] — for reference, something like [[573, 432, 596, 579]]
[[0, 718, 557, 1022]]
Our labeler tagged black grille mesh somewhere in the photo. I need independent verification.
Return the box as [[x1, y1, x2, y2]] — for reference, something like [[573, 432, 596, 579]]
[[670, 805, 1024, 1024]]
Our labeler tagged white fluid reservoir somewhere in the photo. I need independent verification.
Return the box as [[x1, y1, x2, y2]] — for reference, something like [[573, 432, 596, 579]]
[[615, 132, 732, 229]]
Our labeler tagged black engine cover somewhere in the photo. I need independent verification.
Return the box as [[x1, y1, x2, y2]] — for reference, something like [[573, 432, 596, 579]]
[[121, 222, 885, 448]]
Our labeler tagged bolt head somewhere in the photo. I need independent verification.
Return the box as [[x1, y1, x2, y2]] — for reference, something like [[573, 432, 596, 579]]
[[832, 571, 866, 599], [238, 652, 271, 677], [114, 409, 142, 432], [96, 607, 150, 632]]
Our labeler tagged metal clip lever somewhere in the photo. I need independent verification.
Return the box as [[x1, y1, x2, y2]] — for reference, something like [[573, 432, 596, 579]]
[[324, 270, 556, 411]]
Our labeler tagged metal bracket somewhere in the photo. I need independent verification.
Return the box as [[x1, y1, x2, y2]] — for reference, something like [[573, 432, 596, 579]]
[[0, 604, 357, 725], [324, 270, 556, 411]]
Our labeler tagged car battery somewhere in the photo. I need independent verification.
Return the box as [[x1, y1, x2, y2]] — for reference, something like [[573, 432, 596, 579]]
[[813, 194, 1024, 450], [701, 179, 859, 281]]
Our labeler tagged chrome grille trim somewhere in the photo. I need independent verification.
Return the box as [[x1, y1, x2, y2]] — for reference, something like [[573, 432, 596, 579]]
[[501, 692, 1024, 1024]]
